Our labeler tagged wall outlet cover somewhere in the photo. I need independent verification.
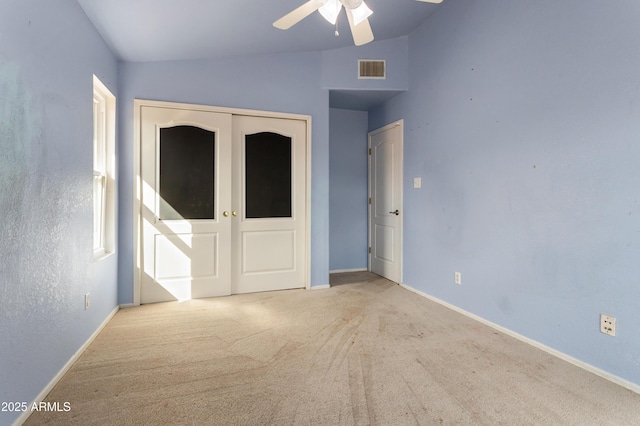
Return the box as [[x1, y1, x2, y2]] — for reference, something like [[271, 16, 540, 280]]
[[600, 314, 616, 336]]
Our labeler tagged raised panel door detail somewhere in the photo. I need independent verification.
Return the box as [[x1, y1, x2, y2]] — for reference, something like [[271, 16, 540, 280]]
[[373, 224, 394, 263], [374, 141, 394, 218], [155, 233, 218, 279], [242, 230, 295, 274]]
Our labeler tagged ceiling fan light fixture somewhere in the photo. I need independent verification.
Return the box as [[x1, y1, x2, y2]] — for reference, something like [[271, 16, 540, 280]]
[[319, 0, 342, 25], [350, 1, 372, 26]]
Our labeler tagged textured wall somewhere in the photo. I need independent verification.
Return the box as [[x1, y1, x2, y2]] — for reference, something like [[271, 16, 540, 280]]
[[0, 1, 118, 424], [370, 0, 640, 386], [329, 108, 369, 271]]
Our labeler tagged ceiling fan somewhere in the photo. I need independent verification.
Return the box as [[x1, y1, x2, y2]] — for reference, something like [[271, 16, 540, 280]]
[[273, 0, 443, 46]]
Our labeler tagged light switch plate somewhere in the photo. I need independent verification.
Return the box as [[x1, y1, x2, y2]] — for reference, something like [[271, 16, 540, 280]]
[[414, 177, 422, 188]]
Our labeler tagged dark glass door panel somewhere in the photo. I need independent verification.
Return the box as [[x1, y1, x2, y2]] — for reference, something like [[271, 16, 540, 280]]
[[245, 132, 292, 218], [159, 125, 215, 220]]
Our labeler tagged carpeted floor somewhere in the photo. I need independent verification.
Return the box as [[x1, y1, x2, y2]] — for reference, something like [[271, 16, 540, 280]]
[[25, 272, 640, 425]]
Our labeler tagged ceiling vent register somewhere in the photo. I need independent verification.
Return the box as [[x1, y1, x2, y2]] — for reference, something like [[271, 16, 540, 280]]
[[359, 59, 386, 79]]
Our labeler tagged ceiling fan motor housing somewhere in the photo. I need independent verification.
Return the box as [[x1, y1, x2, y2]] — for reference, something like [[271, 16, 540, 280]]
[[341, 0, 364, 10]]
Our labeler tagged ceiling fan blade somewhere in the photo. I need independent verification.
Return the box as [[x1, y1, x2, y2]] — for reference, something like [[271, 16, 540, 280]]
[[273, 0, 325, 30], [346, 9, 374, 46], [416, 0, 443, 3]]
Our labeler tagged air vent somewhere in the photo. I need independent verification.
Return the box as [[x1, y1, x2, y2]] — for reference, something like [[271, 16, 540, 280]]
[[358, 59, 386, 79]]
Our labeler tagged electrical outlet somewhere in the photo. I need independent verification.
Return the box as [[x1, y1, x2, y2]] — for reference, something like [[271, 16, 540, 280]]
[[85, 293, 90, 311], [454, 272, 461, 285], [600, 314, 616, 336]]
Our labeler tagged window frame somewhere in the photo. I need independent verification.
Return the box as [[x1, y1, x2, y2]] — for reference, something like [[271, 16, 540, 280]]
[[93, 75, 116, 260]]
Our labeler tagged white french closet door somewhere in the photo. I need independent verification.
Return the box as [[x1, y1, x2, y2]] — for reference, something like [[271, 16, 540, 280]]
[[139, 104, 307, 304], [232, 115, 307, 294], [140, 106, 232, 303]]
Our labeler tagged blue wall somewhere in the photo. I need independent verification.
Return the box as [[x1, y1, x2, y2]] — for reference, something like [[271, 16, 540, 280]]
[[3, 2, 638, 421], [370, 0, 640, 386], [322, 36, 408, 90], [0, 1, 119, 424], [329, 108, 369, 271]]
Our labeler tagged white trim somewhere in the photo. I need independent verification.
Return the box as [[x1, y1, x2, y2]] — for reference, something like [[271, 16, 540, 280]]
[[118, 303, 136, 309], [310, 284, 331, 290], [93, 251, 115, 263], [14, 306, 120, 426], [329, 268, 368, 273], [368, 119, 404, 284], [133, 99, 312, 305], [399, 283, 640, 396], [134, 99, 313, 121], [92, 75, 116, 260], [133, 101, 141, 306], [305, 116, 312, 291]]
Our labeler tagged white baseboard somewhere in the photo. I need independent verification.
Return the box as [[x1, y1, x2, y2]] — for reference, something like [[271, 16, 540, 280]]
[[310, 284, 331, 290], [329, 268, 368, 274], [119, 303, 136, 309], [14, 306, 120, 426], [399, 283, 640, 395]]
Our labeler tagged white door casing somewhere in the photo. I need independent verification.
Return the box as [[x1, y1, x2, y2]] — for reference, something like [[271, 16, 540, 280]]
[[369, 120, 403, 284], [136, 101, 310, 304]]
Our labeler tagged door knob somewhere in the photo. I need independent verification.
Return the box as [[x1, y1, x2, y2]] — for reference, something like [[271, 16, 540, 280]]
[[232, 211, 237, 217], [223, 211, 229, 217], [389, 209, 399, 216]]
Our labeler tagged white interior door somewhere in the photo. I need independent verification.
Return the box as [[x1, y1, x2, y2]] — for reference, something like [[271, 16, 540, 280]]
[[140, 106, 232, 303], [232, 115, 307, 294], [369, 120, 403, 283]]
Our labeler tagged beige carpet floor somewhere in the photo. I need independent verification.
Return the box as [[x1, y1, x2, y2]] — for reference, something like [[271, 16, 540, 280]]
[[25, 272, 640, 425]]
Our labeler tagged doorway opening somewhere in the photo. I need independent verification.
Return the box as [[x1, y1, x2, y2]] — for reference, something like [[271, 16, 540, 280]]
[[327, 90, 404, 285]]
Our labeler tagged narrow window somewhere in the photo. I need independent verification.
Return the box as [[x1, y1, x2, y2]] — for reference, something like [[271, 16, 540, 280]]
[[93, 75, 115, 258]]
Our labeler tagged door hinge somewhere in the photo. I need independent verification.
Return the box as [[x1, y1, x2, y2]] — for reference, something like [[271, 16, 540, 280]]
[[368, 247, 372, 254], [368, 148, 372, 155], [369, 197, 372, 205]]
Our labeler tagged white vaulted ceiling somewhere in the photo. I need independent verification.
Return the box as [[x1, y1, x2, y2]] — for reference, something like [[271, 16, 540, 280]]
[[76, 0, 442, 62]]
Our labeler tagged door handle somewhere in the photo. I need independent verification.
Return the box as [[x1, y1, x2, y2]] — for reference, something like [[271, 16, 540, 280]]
[[232, 211, 237, 217], [223, 211, 229, 217], [389, 209, 399, 216]]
